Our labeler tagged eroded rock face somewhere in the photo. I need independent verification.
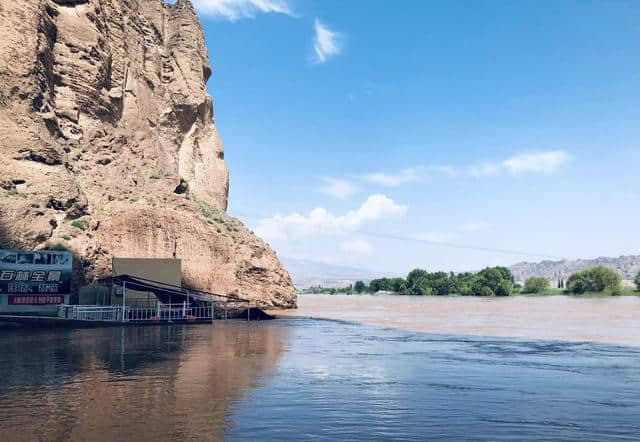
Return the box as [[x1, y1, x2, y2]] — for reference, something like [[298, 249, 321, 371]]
[[0, 0, 296, 308]]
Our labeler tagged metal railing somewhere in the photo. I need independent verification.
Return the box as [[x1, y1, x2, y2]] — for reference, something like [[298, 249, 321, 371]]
[[58, 305, 124, 322], [58, 303, 215, 323]]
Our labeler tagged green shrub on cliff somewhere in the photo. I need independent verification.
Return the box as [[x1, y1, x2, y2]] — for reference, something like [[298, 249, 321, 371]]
[[71, 219, 89, 231]]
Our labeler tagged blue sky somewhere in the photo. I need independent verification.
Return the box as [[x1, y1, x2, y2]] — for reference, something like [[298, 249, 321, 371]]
[[189, 0, 640, 274]]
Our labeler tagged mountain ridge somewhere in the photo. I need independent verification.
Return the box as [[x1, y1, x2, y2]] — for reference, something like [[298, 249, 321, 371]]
[[509, 255, 640, 283]]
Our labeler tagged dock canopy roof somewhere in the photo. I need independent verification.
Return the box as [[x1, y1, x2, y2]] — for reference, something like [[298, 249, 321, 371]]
[[97, 275, 249, 305]]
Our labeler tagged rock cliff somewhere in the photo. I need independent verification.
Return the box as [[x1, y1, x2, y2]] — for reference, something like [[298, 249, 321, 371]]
[[0, 0, 296, 308], [510, 255, 640, 283]]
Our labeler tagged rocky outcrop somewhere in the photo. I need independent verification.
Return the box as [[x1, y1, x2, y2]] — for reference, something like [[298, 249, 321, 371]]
[[0, 0, 296, 308]]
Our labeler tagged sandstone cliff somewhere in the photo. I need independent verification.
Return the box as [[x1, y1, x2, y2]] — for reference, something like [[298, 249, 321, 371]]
[[0, 0, 296, 308]]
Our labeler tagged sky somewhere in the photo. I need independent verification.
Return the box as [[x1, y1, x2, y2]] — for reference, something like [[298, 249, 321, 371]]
[[185, 0, 640, 274]]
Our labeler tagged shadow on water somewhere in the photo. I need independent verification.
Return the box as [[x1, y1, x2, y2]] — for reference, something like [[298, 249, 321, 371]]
[[0, 322, 289, 442]]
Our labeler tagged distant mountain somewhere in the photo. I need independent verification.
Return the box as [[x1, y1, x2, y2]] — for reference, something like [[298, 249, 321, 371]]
[[281, 258, 388, 288], [510, 255, 640, 283]]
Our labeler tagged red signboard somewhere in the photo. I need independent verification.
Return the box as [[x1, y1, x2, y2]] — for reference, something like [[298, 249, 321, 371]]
[[8, 295, 64, 305]]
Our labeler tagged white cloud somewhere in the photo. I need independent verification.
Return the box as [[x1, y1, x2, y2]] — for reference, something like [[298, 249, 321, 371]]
[[312, 19, 341, 64], [428, 165, 459, 177], [467, 150, 569, 177], [415, 231, 459, 244], [360, 151, 569, 186], [319, 177, 358, 199], [502, 150, 569, 175], [340, 238, 373, 255], [469, 162, 501, 177], [192, 0, 293, 21], [255, 194, 407, 240], [363, 166, 423, 187]]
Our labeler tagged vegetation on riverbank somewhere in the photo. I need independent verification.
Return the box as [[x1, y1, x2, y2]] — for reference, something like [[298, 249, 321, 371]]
[[301, 267, 640, 297], [303, 266, 514, 296]]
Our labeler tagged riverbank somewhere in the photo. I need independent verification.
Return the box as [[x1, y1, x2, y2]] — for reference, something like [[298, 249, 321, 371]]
[[268, 294, 640, 347], [301, 287, 639, 297]]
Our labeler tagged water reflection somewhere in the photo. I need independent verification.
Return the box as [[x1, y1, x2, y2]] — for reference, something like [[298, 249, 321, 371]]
[[0, 323, 288, 442]]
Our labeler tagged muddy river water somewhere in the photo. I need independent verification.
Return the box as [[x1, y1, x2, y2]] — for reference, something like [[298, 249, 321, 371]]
[[270, 294, 640, 346]]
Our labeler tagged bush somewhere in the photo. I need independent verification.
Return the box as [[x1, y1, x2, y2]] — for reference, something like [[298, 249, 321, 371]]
[[522, 276, 550, 294], [566, 266, 621, 294], [71, 219, 89, 231], [354, 281, 367, 293], [635, 271, 640, 292], [610, 285, 624, 296], [198, 200, 220, 220]]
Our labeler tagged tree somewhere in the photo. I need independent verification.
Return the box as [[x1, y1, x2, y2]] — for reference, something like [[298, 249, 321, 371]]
[[475, 267, 514, 296], [566, 267, 621, 294], [476, 285, 495, 297], [407, 269, 429, 288], [369, 278, 392, 293], [566, 273, 589, 294], [411, 276, 433, 296], [523, 276, 550, 294], [494, 266, 515, 284], [495, 280, 513, 297], [354, 281, 367, 293], [635, 271, 640, 292], [432, 276, 455, 296], [390, 278, 411, 296]]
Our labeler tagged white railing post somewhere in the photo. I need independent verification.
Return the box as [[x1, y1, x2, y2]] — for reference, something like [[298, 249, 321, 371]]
[[121, 281, 127, 323]]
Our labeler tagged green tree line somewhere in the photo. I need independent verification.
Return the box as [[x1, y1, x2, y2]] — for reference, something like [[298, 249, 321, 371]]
[[365, 266, 516, 297], [344, 266, 640, 297]]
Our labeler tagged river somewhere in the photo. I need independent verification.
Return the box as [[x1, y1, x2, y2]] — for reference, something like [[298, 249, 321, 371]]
[[0, 295, 639, 441], [271, 294, 640, 346]]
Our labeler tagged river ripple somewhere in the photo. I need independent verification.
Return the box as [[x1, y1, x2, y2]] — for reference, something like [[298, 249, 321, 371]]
[[0, 310, 639, 441]]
